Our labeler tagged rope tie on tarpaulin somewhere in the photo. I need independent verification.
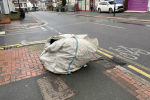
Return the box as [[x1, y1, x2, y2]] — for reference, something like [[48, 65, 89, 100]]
[[39, 42, 49, 60], [67, 37, 78, 74]]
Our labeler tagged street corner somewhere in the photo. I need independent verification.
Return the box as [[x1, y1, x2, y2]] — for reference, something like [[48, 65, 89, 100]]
[[103, 67, 150, 100], [28, 13, 43, 27], [0, 40, 46, 50], [0, 44, 49, 86]]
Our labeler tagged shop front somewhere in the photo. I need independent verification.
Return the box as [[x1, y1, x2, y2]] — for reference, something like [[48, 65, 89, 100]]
[[79, 0, 99, 11], [128, 0, 149, 11], [78, 0, 149, 12]]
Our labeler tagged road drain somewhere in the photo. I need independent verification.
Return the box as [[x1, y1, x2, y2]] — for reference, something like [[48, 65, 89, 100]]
[[96, 57, 126, 69], [109, 57, 126, 66], [4, 46, 17, 50], [37, 75, 75, 100]]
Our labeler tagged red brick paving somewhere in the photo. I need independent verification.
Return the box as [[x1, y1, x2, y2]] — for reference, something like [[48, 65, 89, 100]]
[[103, 68, 150, 100], [0, 47, 48, 85], [0, 21, 20, 26]]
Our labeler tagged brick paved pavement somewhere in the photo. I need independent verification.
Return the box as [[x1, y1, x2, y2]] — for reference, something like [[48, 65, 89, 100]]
[[104, 68, 150, 100], [0, 47, 48, 86], [0, 21, 20, 26]]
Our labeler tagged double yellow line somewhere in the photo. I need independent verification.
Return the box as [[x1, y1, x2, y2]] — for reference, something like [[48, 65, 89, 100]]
[[97, 47, 150, 78], [0, 40, 46, 49]]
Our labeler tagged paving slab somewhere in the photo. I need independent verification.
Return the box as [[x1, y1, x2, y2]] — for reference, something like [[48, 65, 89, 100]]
[[0, 26, 5, 31], [20, 13, 37, 24]]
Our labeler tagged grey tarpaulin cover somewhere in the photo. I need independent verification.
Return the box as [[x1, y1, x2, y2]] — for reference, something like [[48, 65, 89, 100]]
[[40, 34, 98, 74]]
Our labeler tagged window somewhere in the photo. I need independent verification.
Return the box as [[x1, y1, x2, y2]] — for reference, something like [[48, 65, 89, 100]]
[[109, 1, 117, 5], [99, 2, 104, 5], [103, 2, 107, 5]]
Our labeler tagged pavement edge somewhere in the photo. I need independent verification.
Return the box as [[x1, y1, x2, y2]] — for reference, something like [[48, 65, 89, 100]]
[[64, 12, 150, 22], [116, 65, 150, 88]]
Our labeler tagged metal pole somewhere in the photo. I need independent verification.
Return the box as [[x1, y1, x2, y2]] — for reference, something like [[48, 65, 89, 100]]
[[18, 0, 20, 10], [18, 0, 21, 20], [113, 0, 115, 16]]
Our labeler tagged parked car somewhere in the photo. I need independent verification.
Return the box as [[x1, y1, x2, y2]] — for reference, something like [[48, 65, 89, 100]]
[[97, 1, 124, 13]]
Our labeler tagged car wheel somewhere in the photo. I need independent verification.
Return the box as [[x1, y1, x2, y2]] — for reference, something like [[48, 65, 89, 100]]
[[98, 8, 101, 13], [109, 8, 113, 14]]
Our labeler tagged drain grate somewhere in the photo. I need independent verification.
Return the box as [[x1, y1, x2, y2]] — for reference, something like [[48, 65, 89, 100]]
[[4, 46, 17, 50], [37, 75, 75, 100], [109, 57, 126, 66], [96, 56, 126, 69]]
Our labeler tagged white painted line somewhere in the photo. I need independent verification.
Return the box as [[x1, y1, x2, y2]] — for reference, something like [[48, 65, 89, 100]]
[[146, 25, 150, 27], [0, 31, 5, 35], [30, 26, 38, 28], [54, 30, 58, 32], [46, 26, 52, 28], [41, 27, 47, 31], [58, 32, 62, 34], [41, 27, 45, 29], [46, 26, 53, 30]]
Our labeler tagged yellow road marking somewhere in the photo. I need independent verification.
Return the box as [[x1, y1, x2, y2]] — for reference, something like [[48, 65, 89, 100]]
[[97, 47, 150, 78], [0, 40, 47, 49], [98, 47, 150, 72], [128, 65, 150, 78], [1, 44, 20, 47], [97, 50, 113, 58], [22, 43, 29, 45], [17, 44, 24, 47]]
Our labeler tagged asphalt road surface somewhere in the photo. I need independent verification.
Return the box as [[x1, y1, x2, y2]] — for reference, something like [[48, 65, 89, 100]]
[[1, 11, 150, 82]]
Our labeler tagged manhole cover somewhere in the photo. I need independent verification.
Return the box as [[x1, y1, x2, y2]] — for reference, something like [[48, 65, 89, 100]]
[[27, 44, 44, 54], [96, 59, 116, 69], [37, 75, 75, 100]]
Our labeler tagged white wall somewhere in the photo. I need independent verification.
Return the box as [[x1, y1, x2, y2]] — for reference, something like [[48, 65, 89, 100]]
[[3, 0, 9, 14], [148, 0, 150, 11], [27, 0, 32, 10], [10, 0, 15, 11], [6, 0, 15, 12], [38, 1, 46, 10]]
